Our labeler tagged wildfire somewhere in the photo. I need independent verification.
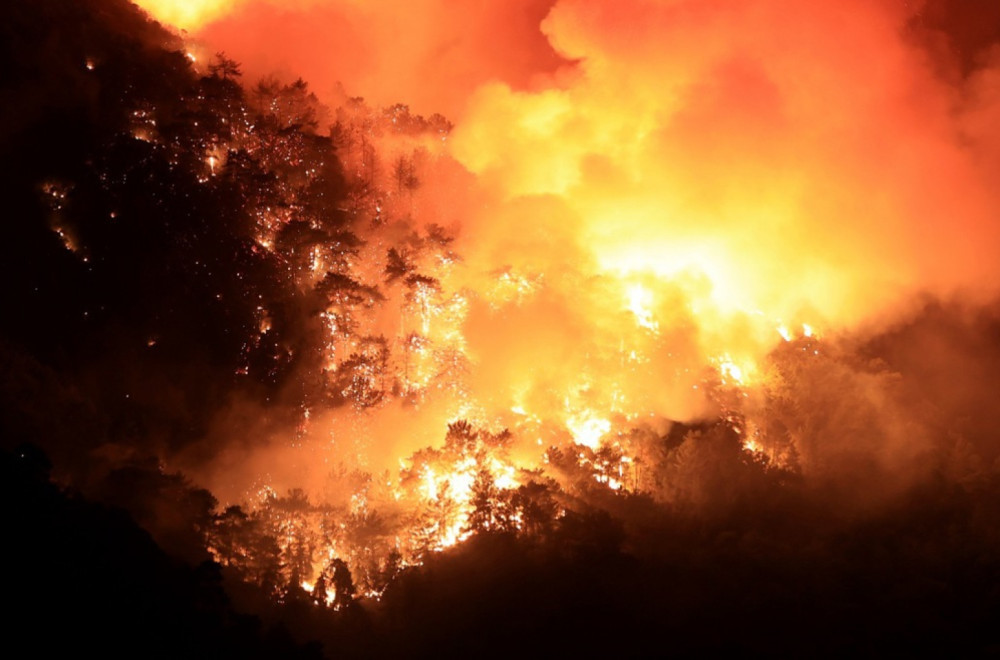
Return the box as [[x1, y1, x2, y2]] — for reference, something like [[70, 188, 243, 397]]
[[566, 412, 611, 450], [119, 0, 1000, 614], [625, 283, 658, 333], [133, 0, 235, 31], [714, 354, 755, 387]]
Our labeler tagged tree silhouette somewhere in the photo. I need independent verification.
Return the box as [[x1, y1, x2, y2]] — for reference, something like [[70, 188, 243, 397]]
[[512, 479, 560, 539], [311, 572, 329, 606], [208, 52, 242, 81], [392, 155, 419, 196], [330, 558, 357, 610]]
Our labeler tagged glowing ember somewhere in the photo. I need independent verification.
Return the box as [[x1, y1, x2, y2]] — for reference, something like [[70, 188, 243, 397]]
[[567, 413, 611, 450], [714, 354, 755, 387], [625, 283, 658, 333]]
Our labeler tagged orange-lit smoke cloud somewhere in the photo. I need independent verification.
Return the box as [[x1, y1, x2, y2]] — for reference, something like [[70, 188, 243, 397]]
[[455, 0, 1000, 314], [147, 0, 1000, 499], [441, 0, 1000, 447], [135, 0, 571, 119], [135, 0, 1000, 323]]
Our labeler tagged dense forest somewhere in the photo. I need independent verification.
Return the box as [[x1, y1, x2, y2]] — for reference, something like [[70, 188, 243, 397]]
[[4, 0, 1000, 656]]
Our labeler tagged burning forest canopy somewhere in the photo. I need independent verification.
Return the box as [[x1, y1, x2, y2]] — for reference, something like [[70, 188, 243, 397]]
[[4, 0, 1000, 656]]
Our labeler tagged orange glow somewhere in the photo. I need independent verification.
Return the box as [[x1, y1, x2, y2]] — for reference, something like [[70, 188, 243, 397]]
[[147, 0, 1000, 583], [133, 0, 237, 31], [566, 412, 611, 450]]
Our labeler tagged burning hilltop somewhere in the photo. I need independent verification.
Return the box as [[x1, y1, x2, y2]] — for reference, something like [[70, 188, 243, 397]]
[[133, 0, 1000, 533]]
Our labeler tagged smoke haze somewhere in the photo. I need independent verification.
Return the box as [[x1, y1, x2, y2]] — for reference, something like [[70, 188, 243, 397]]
[[132, 0, 1000, 502]]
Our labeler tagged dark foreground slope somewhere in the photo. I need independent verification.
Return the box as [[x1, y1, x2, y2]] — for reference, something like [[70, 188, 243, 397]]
[[3, 445, 320, 659]]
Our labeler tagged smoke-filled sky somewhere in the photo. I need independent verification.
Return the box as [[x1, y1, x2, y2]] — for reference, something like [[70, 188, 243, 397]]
[[137, 0, 570, 118], [126, 0, 1000, 503], [138, 0, 1000, 326]]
